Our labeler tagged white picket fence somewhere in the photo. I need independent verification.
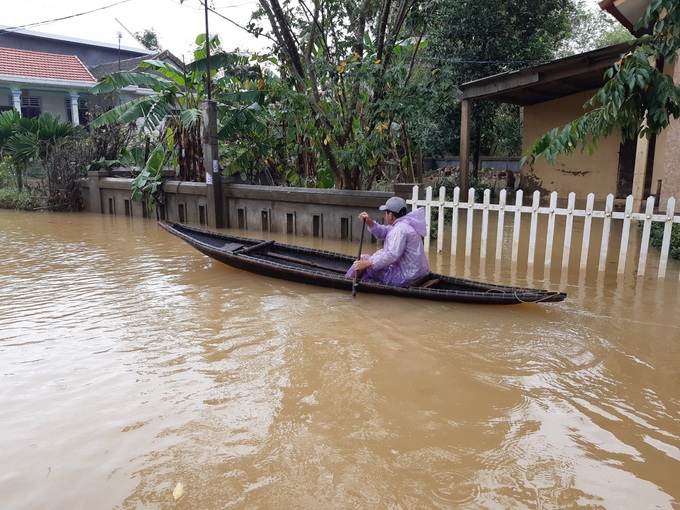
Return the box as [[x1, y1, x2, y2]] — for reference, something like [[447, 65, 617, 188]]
[[407, 186, 680, 279]]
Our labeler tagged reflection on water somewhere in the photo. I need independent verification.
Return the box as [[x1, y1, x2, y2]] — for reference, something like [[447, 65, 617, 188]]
[[1, 210, 679, 509]]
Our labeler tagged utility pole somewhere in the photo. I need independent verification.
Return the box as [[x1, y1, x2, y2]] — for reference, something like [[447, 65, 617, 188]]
[[117, 31, 122, 70], [201, 0, 222, 227], [204, 0, 212, 101]]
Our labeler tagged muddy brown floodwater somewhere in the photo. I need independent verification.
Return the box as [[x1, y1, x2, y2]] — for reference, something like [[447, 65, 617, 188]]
[[1, 209, 679, 509]]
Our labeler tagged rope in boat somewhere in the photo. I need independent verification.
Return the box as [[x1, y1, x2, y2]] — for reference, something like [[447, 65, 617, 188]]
[[483, 287, 563, 303]]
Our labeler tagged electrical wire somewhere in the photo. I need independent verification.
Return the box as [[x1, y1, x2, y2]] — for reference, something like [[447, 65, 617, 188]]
[[0, 0, 133, 36]]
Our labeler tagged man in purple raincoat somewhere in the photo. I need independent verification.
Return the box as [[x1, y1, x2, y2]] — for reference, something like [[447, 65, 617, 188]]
[[346, 196, 429, 286]]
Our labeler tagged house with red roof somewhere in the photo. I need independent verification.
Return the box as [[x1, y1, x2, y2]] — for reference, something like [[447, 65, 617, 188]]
[[0, 46, 97, 124], [0, 26, 159, 125], [0, 27, 182, 126]]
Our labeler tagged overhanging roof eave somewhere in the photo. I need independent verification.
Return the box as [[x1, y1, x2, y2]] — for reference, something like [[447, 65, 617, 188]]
[[459, 41, 636, 105]]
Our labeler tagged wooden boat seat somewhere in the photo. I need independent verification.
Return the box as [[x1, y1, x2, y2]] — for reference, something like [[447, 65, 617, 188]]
[[238, 240, 276, 255], [419, 278, 440, 289], [221, 242, 244, 252]]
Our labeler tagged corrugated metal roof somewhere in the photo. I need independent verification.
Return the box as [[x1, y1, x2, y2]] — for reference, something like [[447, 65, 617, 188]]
[[0, 46, 96, 83], [459, 42, 635, 106]]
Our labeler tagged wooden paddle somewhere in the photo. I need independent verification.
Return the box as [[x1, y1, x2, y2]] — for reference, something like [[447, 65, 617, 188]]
[[352, 218, 367, 297]]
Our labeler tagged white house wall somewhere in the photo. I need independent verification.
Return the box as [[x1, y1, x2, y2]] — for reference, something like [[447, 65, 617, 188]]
[[0, 85, 91, 122]]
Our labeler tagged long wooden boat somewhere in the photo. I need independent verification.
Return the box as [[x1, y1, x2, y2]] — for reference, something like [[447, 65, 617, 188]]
[[159, 221, 566, 305]]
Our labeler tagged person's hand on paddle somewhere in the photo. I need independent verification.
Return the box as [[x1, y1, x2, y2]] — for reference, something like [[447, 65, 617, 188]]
[[358, 211, 375, 228], [353, 258, 371, 272]]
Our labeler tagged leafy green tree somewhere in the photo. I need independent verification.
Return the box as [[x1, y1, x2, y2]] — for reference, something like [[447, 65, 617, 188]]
[[557, 0, 633, 57], [135, 28, 161, 51], [249, 0, 433, 189], [525, 0, 679, 164], [212, 53, 283, 183], [423, 0, 577, 163]]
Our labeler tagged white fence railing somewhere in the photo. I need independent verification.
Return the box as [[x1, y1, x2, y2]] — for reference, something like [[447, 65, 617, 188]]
[[407, 186, 680, 279]]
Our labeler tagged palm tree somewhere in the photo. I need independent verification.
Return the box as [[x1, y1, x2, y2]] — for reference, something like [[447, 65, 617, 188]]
[[0, 111, 82, 191], [0, 110, 23, 189]]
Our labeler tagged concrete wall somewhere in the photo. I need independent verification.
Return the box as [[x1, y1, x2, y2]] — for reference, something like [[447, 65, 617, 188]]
[[655, 59, 680, 207], [82, 172, 397, 242], [522, 90, 622, 198]]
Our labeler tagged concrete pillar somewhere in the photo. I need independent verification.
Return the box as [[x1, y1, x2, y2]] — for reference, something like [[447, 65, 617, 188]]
[[69, 91, 80, 125], [87, 170, 107, 213], [11, 89, 21, 114], [459, 98, 471, 192], [202, 100, 223, 228]]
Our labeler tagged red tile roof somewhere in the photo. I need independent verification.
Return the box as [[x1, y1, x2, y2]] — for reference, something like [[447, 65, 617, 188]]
[[0, 47, 96, 83]]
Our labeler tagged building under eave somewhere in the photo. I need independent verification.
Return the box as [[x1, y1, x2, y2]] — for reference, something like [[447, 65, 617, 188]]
[[458, 0, 680, 208]]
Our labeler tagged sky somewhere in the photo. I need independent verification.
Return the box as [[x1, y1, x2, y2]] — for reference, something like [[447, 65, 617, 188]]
[[1, 0, 271, 62], [2, 0, 607, 63]]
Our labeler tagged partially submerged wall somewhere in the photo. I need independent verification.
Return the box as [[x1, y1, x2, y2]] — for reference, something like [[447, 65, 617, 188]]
[[82, 172, 398, 242]]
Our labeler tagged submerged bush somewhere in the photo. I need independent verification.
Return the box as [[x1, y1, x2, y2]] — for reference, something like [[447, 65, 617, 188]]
[[648, 222, 680, 260], [0, 189, 44, 210]]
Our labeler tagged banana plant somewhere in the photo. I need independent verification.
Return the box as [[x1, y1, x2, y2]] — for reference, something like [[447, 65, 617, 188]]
[[130, 144, 167, 206], [90, 33, 223, 190]]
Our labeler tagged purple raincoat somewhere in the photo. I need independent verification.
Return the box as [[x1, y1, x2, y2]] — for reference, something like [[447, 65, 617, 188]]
[[346, 207, 429, 285]]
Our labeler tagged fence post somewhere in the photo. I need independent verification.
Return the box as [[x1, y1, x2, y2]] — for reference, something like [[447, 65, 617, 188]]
[[511, 190, 524, 263], [528, 190, 540, 266], [637, 196, 656, 276], [545, 192, 558, 270], [618, 195, 635, 274], [562, 192, 576, 269], [598, 194, 614, 272], [495, 189, 507, 263], [480, 188, 491, 262], [579, 193, 595, 271], [465, 187, 475, 259], [424, 186, 432, 249], [659, 197, 675, 279], [450, 187, 460, 257], [437, 186, 446, 253]]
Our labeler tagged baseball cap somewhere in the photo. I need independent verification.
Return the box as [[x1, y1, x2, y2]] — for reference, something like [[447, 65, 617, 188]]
[[379, 196, 407, 214]]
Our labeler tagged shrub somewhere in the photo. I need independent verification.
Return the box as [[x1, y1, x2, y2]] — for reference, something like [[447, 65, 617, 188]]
[[0, 189, 44, 210], [0, 157, 13, 188], [648, 222, 680, 260]]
